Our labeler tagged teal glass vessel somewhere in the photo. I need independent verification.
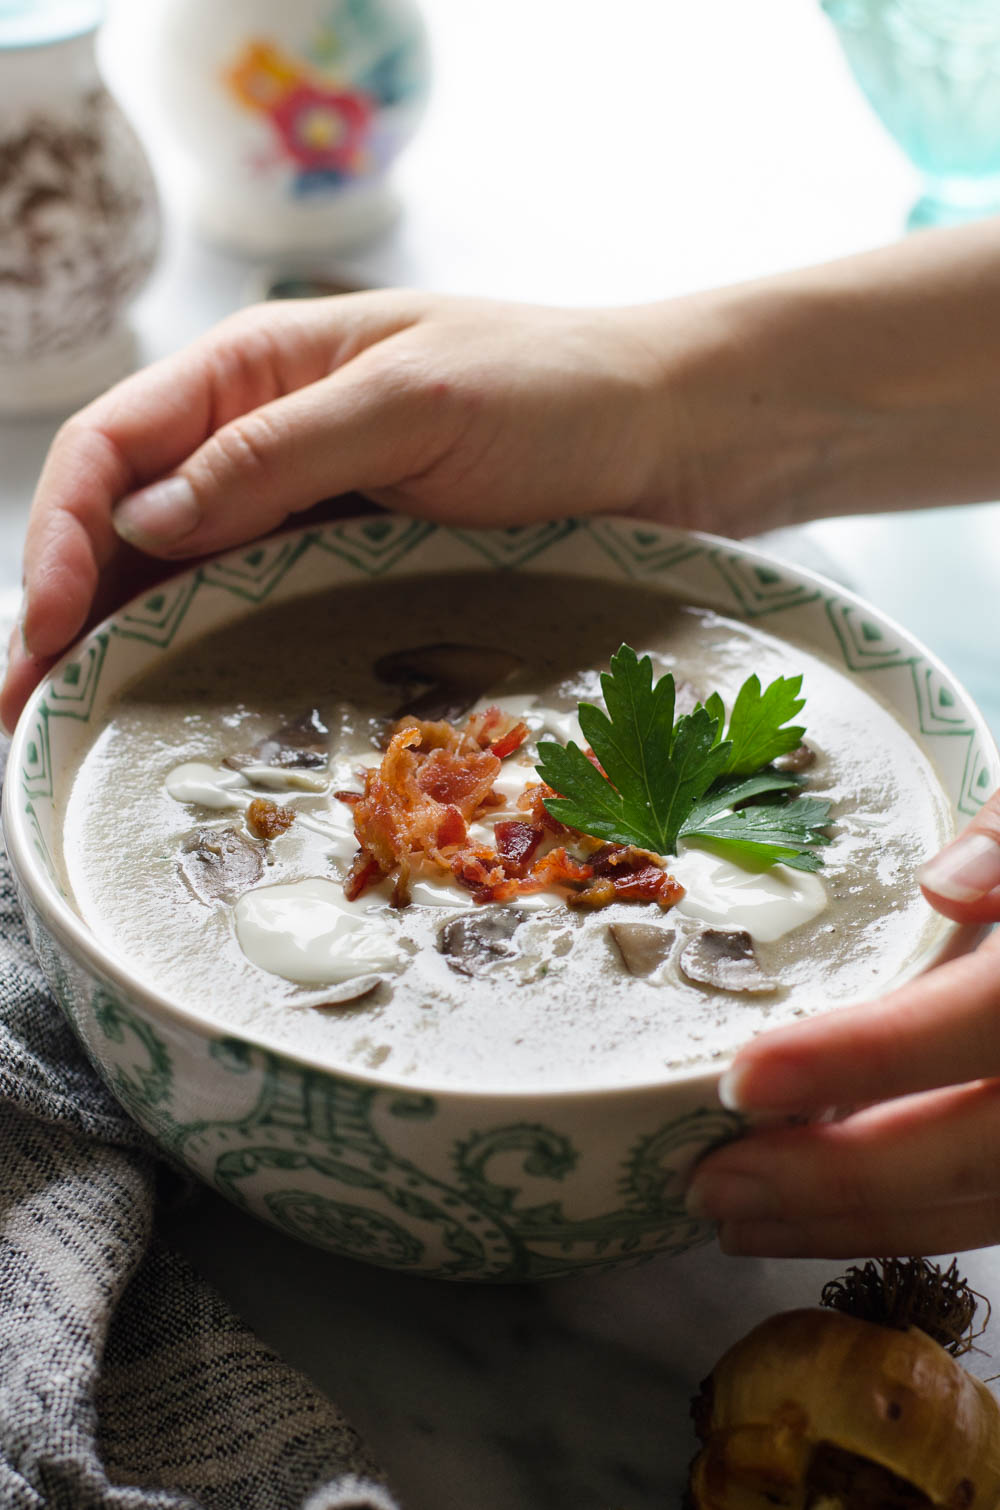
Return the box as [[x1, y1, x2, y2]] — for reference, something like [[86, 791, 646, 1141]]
[[822, 0, 1000, 229], [0, 0, 104, 47]]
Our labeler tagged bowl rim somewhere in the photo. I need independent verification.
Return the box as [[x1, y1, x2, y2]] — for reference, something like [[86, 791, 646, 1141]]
[[4, 513, 998, 1104]]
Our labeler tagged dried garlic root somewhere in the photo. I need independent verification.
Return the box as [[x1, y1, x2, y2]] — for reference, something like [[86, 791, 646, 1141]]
[[687, 1260, 1000, 1510]]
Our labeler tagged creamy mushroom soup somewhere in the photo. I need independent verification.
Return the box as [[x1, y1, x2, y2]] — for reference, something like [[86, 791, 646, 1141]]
[[61, 572, 950, 1090]]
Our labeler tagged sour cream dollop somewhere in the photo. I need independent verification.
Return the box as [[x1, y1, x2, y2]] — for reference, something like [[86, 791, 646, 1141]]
[[234, 878, 403, 984], [673, 841, 827, 942], [166, 761, 247, 808]]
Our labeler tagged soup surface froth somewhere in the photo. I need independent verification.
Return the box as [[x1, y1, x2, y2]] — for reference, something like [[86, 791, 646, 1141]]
[[61, 571, 950, 1091]]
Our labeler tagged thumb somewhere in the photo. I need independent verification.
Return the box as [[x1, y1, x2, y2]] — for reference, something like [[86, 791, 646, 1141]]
[[110, 348, 445, 561], [918, 787, 1000, 924]]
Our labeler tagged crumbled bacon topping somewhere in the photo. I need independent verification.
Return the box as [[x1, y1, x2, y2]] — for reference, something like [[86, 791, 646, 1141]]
[[246, 797, 296, 840], [342, 714, 501, 905], [569, 844, 685, 910], [336, 706, 683, 912], [489, 721, 529, 760], [516, 780, 571, 836], [494, 818, 544, 878], [464, 705, 529, 757]]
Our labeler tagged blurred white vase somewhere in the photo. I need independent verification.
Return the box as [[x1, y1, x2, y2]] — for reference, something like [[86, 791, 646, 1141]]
[[0, 0, 160, 414], [156, 0, 431, 255]]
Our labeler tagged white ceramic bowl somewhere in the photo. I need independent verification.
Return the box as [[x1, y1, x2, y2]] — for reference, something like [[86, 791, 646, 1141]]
[[4, 516, 998, 1280]]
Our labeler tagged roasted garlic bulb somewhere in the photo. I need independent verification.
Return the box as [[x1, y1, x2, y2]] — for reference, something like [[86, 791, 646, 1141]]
[[688, 1299, 1000, 1509]]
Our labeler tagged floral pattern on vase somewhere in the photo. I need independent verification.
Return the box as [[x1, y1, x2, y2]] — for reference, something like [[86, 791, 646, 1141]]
[[159, 0, 429, 249], [226, 41, 379, 193]]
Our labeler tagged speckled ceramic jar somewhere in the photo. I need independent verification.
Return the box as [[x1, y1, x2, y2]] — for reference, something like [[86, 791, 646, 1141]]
[[0, 1, 160, 413]]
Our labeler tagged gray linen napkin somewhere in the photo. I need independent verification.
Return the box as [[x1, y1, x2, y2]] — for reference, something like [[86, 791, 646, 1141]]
[[0, 741, 400, 1510]]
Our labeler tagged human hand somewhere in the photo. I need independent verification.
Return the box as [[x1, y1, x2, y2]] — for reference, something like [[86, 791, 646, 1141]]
[[17, 223, 1000, 738], [1, 290, 694, 733], [685, 793, 1000, 1258]]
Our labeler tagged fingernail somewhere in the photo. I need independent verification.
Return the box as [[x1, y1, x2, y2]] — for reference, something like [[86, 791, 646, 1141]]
[[113, 476, 200, 547], [918, 831, 1000, 902], [718, 1063, 748, 1112], [1, 632, 17, 736], [685, 1172, 780, 1223], [719, 1059, 818, 1114]]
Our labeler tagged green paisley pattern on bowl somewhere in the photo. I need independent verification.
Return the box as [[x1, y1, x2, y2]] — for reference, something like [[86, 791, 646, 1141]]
[[87, 985, 737, 1280], [7, 516, 999, 1279]]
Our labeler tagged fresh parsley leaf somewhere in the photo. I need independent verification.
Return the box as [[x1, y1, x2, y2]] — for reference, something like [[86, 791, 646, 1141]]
[[535, 645, 831, 871], [680, 769, 806, 831], [681, 795, 832, 872], [536, 645, 731, 855], [717, 673, 806, 774]]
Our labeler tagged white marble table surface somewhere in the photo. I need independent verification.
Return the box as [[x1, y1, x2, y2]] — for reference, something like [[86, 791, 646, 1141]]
[[3, 2, 1000, 1505]]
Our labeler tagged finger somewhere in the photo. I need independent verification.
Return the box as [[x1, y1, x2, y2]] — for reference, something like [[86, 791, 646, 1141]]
[[718, 931, 1000, 1115], [21, 295, 424, 659], [716, 1198, 1000, 1259], [2, 535, 234, 732], [688, 1079, 1000, 1228], [21, 420, 132, 658], [919, 785, 1000, 924], [0, 630, 56, 737], [108, 341, 455, 561], [22, 301, 333, 656]]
